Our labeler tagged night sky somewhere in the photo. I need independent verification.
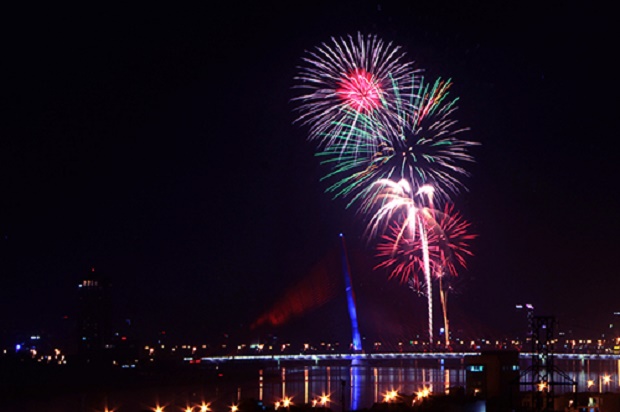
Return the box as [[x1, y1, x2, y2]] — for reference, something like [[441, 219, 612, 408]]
[[1, 2, 617, 347]]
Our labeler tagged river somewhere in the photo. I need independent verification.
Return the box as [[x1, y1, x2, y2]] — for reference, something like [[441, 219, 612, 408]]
[[3, 357, 619, 412]]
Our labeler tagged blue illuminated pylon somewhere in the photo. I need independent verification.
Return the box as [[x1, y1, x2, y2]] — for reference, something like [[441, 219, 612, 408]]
[[339, 233, 362, 352]]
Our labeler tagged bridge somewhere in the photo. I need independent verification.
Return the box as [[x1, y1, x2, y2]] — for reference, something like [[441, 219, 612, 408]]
[[191, 352, 620, 364]]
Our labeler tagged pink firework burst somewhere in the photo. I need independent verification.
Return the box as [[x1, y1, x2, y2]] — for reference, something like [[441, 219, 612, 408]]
[[336, 68, 382, 112]]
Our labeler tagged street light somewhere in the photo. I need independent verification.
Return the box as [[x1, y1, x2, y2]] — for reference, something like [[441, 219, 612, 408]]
[[383, 390, 398, 403], [319, 394, 330, 406], [598, 375, 611, 393], [415, 387, 431, 401], [537, 382, 548, 392]]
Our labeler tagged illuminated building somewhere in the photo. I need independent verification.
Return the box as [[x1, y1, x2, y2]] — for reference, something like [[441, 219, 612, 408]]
[[77, 267, 111, 363]]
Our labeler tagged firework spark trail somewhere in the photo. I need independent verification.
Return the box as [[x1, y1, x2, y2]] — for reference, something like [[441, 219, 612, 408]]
[[293, 32, 418, 150], [419, 217, 433, 345], [438, 273, 450, 347]]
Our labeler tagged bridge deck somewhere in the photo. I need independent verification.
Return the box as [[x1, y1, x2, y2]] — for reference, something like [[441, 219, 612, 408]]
[[193, 352, 620, 364]]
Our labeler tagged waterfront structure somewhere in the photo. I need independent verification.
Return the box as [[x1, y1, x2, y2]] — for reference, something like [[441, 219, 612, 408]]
[[339, 233, 362, 352], [465, 350, 520, 412]]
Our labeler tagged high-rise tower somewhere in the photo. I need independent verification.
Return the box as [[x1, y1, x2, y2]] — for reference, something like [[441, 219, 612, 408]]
[[77, 267, 111, 363]]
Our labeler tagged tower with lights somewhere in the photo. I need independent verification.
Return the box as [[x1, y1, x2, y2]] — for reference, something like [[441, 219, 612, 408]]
[[77, 267, 111, 363]]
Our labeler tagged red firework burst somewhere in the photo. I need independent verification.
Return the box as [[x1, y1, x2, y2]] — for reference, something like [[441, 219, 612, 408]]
[[336, 68, 382, 112], [431, 203, 476, 277], [374, 216, 433, 289], [374, 203, 475, 287]]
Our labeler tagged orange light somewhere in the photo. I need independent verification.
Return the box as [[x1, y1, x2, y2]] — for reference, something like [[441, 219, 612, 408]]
[[416, 387, 431, 400], [319, 395, 330, 406], [383, 390, 398, 403]]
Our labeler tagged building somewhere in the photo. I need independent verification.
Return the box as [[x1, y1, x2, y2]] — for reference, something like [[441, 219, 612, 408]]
[[76, 267, 111, 363], [465, 350, 520, 412]]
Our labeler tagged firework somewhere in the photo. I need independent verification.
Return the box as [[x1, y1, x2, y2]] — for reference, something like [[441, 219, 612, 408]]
[[293, 32, 418, 148], [430, 203, 476, 347], [292, 33, 478, 348], [365, 178, 436, 343], [364, 178, 435, 239], [432, 203, 476, 276], [375, 218, 428, 288], [318, 77, 478, 209], [374, 198, 476, 346]]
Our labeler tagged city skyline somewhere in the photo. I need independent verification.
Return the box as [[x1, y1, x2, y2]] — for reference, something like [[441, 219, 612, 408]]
[[1, 2, 617, 345]]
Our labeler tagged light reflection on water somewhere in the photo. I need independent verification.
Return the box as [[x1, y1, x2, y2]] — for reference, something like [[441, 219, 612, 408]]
[[523, 358, 620, 393], [256, 359, 467, 410], [248, 359, 620, 411]]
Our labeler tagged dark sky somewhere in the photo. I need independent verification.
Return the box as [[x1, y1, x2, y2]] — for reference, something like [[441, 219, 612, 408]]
[[1, 2, 617, 346]]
